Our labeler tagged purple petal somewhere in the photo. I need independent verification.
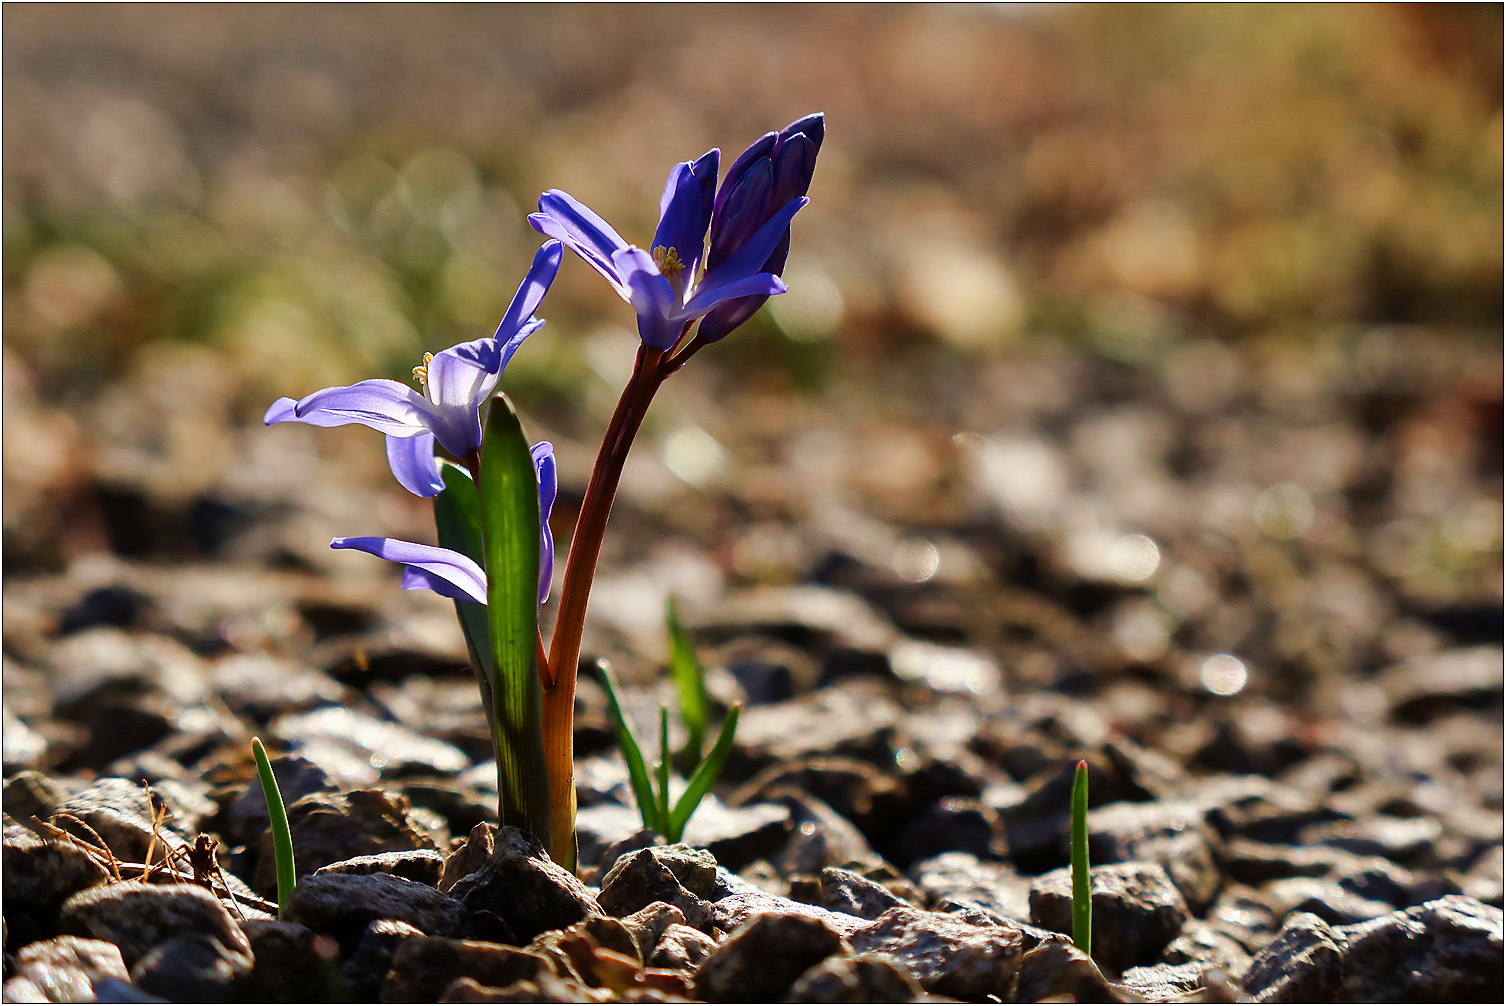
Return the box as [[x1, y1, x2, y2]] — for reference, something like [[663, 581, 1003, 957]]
[[386, 432, 445, 498], [714, 130, 777, 223], [331, 536, 487, 605], [696, 295, 768, 344], [264, 398, 298, 425], [422, 349, 491, 457], [652, 161, 709, 279], [683, 272, 787, 318], [495, 240, 563, 342], [529, 191, 631, 300], [293, 380, 436, 437], [771, 133, 819, 212], [612, 246, 681, 349], [531, 441, 557, 606], [707, 156, 773, 273], [399, 566, 483, 603], [777, 112, 825, 154], [698, 196, 808, 298]]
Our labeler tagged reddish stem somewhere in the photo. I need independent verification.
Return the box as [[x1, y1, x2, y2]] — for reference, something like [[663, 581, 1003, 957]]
[[540, 344, 667, 862]]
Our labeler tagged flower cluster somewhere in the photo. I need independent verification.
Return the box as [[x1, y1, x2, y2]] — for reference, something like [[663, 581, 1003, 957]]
[[263, 114, 823, 864]]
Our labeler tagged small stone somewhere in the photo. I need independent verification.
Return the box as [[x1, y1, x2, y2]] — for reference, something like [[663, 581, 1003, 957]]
[[447, 826, 601, 946], [1160, 921, 1251, 977], [1222, 839, 1343, 886], [252, 788, 437, 896], [283, 872, 469, 949], [1088, 799, 1222, 913], [889, 797, 1006, 868], [909, 850, 1032, 922], [847, 906, 1023, 1001], [643, 844, 719, 899], [692, 911, 849, 1003], [1376, 646, 1503, 722], [272, 706, 470, 777], [2, 771, 74, 828], [313, 848, 446, 887], [785, 952, 922, 1003], [1030, 861, 1189, 973], [817, 866, 915, 921], [1013, 938, 1125, 1004], [679, 798, 792, 872], [342, 919, 426, 1001], [709, 891, 867, 938], [1119, 961, 1207, 1000], [729, 756, 907, 836], [647, 923, 717, 970], [238, 920, 336, 1004], [3, 825, 111, 946], [1239, 912, 1343, 1003], [383, 937, 551, 1001], [769, 787, 880, 877], [730, 683, 900, 775], [58, 881, 252, 969], [1334, 895, 1503, 1002], [6, 936, 128, 1004], [1261, 877, 1393, 926], [440, 823, 496, 892], [1303, 814, 1445, 867], [580, 820, 659, 883], [618, 902, 690, 961], [598, 849, 715, 932], [52, 778, 188, 866], [129, 933, 252, 1003]]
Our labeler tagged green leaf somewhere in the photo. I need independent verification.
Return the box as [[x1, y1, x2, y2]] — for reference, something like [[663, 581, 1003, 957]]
[[668, 704, 741, 843], [251, 737, 296, 918], [1071, 759, 1092, 957], [434, 460, 496, 736], [478, 394, 551, 847], [597, 660, 660, 833], [666, 596, 709, 765], [656, 705, 671, 833]]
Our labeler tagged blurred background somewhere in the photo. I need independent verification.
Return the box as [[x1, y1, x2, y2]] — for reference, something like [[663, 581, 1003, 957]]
[[4, 5, 1501, 714]]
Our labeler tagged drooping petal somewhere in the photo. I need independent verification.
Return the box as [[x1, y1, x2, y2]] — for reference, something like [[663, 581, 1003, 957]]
[[682, 272, 787, 318], [529, 190, 631, 300], [291, 380, 437, 438], [264, 398, 299, 425], [494, 240, 563, 342], [612, 246, 682, 349], [331, 536, 487, 605], [696, 292, 769, 345], [386, 432, 446, 498], [400, 565, 483, 603], [422, 349, 492, 456], [697, 196, 808, 299], [531, 441, 557, 606]]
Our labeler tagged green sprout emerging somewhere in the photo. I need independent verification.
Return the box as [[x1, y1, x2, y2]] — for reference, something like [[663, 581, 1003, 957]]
[[1071, 758, 1092, 957], [597, 601, 740, 842], [251, 737, 296, 917]]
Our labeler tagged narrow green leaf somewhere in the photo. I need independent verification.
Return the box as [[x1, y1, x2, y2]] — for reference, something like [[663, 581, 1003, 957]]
[[1071, 759, 1092, 957], [598, 660, 660, 833], [251, 737, 296, 918], [656, 706, 671, 834], [665, 596, 709, 764], [478, 394, 551, 847], [668, 704, 741, 842], [434, 460, 496, 735]]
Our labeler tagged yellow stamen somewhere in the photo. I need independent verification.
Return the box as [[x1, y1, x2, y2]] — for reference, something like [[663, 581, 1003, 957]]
[[412, 352, 434, 386], [652, 245, 684, 278]]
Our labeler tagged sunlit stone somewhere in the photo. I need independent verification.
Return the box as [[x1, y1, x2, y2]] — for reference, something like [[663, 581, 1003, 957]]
[[1200, 653, 1248, 696], [892, 538, 940, 582], [1253, 482, 1314, 540], [1110, 533, 1161, 582]]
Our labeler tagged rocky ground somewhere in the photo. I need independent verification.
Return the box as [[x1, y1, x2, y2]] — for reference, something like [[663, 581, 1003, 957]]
[[4, 6, 1503, 1002]]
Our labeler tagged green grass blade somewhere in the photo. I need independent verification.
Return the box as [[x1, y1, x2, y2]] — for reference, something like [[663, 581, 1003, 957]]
[[597, 660, 661, 833], [434, 459, 497, 735], [668, 704, 741, 842], [656, 705, 671, 834], [1071, 758, 1092, 957], [478, 394, 551, 847], [665, 596, 709, 763], [250, 737, 296, 918]]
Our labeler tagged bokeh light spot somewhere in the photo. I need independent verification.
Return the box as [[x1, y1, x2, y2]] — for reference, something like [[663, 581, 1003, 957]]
[[1200, 653, 1248, 696]]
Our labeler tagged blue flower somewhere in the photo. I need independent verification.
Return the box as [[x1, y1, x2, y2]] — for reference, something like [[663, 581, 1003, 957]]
[[528, 148, 808, 350], [265, 240, 563, 497], [700, 113, 824, 343], [333, 439, 559, 607]]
